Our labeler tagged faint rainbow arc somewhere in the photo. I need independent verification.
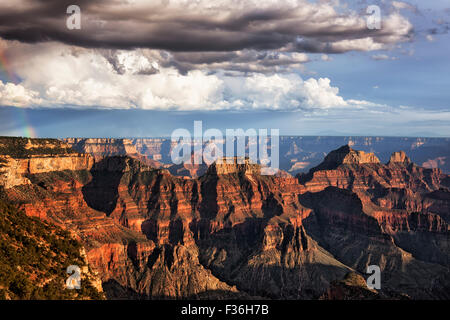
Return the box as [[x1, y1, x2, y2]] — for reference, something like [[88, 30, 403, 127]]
[[0, 49, 37, 138], [18, 108, 37, 138], [0, 49, 19, 84]]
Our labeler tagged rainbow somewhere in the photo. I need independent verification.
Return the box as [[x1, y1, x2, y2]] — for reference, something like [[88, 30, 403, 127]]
[[0, 49, 19, 84], [17, 108, 37, 138], [0, 48, 37, 138]]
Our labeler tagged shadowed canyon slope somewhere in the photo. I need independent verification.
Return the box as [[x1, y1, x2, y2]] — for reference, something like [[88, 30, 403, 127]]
[[1, 137, 449, 299]]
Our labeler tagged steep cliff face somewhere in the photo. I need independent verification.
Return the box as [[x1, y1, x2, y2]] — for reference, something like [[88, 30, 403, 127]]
[[65, 138, 138, 160], [2, 153, 244, 299], [1, 140, 449, 300], [296, 146, 450, 294], [65, 138, 161, 168], [0, 137, 94, 189], [0, 154, 93, 189], [79, 156, 326, 298], [189, 160, 348, 299], [298, 186, 450, 297]]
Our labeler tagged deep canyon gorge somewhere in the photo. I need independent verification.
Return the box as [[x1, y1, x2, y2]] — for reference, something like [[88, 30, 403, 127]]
[[0, 137, 449, 299]]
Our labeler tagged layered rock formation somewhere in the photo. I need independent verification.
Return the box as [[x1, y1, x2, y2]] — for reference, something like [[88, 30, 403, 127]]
[[0, 137, 93, 189], [314, 145, 381, 168], [63, 136, 450, 177], [65, 138, 161, 168], [1, 139, 449, 300], [299, 145, 444, 193], [388, 151, 411, 165]]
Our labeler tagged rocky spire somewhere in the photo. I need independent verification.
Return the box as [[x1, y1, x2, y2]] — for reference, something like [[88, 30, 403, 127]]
[[388, 151, 411, 165]]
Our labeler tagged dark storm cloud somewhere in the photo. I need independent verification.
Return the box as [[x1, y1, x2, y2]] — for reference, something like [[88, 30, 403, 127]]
[[0, 0, 413, 55], [162, 50, 309, 74]]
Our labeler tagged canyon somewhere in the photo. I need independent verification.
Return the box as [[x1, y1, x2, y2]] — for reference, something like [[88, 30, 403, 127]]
[[0, 137, 449, 299], [64, 136, 450, 176]]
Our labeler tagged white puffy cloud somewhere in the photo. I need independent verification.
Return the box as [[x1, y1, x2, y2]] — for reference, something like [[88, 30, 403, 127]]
[[0, 81, 41, 107], [0, 39, 384, 111], [301, 78, 347, 108], [222, 73, 302, 110]]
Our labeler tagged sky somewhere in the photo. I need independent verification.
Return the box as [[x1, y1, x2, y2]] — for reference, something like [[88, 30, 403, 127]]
[[0, 0, 449, 138]]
